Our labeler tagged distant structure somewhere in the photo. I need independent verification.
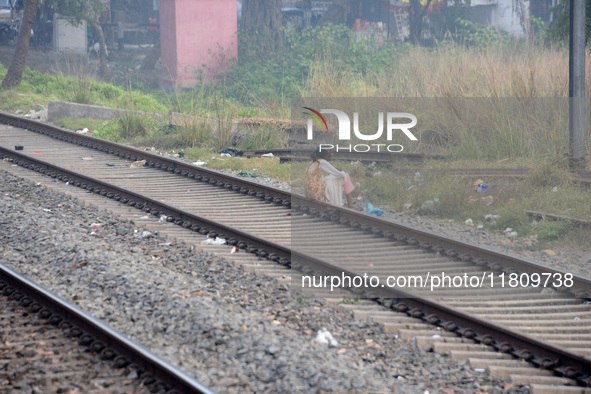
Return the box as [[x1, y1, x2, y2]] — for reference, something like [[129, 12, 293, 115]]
[[159, 0, 237, 89], [464, 0, 530, 37], [281, 0, 532, 40]]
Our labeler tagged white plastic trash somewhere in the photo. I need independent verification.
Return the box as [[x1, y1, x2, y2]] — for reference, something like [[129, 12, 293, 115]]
[[315, 330, 338, 347], [202, 237, 227, 245]]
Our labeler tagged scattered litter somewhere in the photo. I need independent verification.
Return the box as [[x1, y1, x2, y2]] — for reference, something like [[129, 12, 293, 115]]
[[474, 179, 491, 194], [315, 330, 338, 347], [366, 202, 384, 216], [140, 215, 149, 219], [90, 231, 98, 236], [75, 128, 90, 134], [105, 163, 116, 167], [484, 214, 500, 221], [137, 231, 152, 238], [367, 161, 377, 171], [261, 153, 274, 157], [583, 300, 591, 305], [350, 160, 360, 166], [43, 208, 52, 212], [465, 218, 473, 226], [160, 215, 167, 222], [230, 246, 239, 254], [357, 194, 364, 200], [407, 185, 415, 191], [202, 237, 227, 245], [130, 160, 146, 168], [90, 223, 101, 228], [503, 229, 518, 239], [474, 368, 485, 372], [192, 160, 207, 166], [158, 242, 172, 247], [219, 148, 238, 157], [403, 203, 412, 210], [14, 145, 23, 150], [81, 157, 94, 161], [34, 151, 41, 154], [372, 171, 382, 177], [552, 186, 558, 192], [574, 317, 581, 321], [543, 249, 556, 257], [477, 225, 484, 229], [431, 334, 441, 339], [35, 182, 41, 186], [238, 171, 263, 178]]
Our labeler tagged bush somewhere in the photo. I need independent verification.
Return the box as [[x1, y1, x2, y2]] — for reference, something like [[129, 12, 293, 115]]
[[532, 219, 574, 243], [115, 112, 157, 140], [179, 118, 214, 147]]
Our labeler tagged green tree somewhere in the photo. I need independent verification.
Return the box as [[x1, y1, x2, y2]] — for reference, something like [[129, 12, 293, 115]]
[[1, 0, 108, 89], [548, 0, 591, 45], [2, 0, 39, 89]]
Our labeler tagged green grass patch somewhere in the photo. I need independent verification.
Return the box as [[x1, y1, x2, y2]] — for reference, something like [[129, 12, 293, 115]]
[[0, 65, 167, 114]]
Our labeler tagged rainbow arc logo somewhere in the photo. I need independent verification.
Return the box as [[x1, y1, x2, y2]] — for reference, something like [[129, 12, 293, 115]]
[[302, 107, 329, 132]]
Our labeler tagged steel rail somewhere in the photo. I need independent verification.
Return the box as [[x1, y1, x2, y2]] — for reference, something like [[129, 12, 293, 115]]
[[291, 250, 591, 385], [4, 145, 591, 386], [1, 113, 589, 295], [0, 262, 214, 394], [242, 148, 446, 163], [0, 111, 291, 201], [291, 195, 591, 299], [0, 146, 292, 265], [4, 114, 591, 385]]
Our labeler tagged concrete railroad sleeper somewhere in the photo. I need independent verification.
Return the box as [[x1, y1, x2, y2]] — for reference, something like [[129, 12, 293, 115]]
[[1, 113, 591, 389]]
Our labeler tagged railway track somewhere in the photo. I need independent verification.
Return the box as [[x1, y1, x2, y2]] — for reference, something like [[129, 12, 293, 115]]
[[2, 112, 591, 392], [241, 148, 445, 164], [244, 149, 591, 185], [0, 263, 213, 393]]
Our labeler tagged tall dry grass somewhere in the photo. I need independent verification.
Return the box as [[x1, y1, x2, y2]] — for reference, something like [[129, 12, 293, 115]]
[[302, 43, 581, 98], [300, 43, 590, 166]]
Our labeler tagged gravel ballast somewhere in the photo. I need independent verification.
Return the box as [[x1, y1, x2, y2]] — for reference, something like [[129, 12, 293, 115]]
[[0, 169, 532, 393]]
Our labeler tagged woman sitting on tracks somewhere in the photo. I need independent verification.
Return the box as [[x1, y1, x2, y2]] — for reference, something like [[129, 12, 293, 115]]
[[304, 148, 355, 209]]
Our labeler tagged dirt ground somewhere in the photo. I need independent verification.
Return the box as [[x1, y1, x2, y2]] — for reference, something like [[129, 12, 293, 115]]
[[0, 44, 162, 89]]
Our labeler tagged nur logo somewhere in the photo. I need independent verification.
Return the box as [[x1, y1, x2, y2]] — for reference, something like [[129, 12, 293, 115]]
[[303, 107, 418, 152]]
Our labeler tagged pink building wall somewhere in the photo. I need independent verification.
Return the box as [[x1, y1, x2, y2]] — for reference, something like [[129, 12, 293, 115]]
[[159, 0, 237, 88]]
